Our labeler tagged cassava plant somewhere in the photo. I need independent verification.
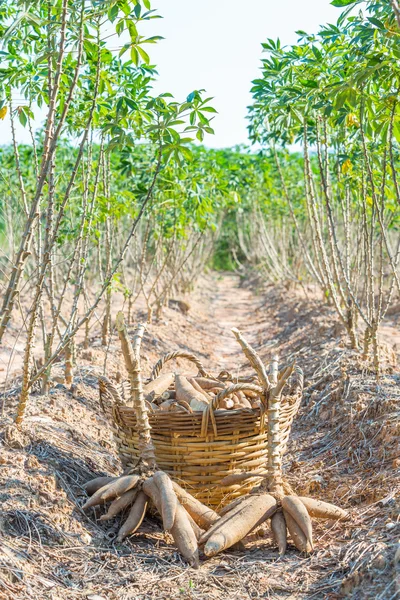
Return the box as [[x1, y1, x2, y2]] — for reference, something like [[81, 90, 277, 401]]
[[1, 0, 217, 423], [247, 0, 400, 371]]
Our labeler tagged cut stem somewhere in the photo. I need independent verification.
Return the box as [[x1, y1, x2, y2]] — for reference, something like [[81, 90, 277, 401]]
[[116, 313, 156, 470]]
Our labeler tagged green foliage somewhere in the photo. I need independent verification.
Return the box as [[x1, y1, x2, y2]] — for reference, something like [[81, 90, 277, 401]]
[[250, 0, 400, 147], [243, 0, 400, 348], [0, 0, 222, 260], [2, 0, 398, 297], [248, 0, 400, 237]]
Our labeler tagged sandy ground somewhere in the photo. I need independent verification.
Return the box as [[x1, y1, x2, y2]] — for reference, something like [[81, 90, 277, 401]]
[[0, 273, 399, 599]]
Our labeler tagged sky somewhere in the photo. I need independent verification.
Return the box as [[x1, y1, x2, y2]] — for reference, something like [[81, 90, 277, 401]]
[[0, 0, 343, 149]]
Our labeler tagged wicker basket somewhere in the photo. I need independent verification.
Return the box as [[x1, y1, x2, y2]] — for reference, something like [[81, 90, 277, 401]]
[[99, 353, 303, 508]]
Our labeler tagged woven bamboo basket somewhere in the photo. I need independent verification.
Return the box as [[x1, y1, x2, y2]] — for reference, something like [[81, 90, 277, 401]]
[[99, 352, 303, 508]]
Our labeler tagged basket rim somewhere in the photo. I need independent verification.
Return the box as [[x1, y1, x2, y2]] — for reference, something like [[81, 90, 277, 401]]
[[98, 372, 302, 439]]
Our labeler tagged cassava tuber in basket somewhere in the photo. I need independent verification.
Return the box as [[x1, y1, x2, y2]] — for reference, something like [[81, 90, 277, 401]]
[[99, 350, 303, 508]]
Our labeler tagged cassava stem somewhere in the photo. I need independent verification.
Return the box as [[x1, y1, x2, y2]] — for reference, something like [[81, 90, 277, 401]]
[[232, 328, 293, 496], [116, 314, 156, 469]]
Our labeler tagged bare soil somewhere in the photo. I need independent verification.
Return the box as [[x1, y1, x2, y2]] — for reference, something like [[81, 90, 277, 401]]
[[0, 273, 399, 600]]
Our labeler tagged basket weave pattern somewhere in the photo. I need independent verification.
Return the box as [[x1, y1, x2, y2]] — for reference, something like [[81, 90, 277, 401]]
[[99, 358, 303, 508]]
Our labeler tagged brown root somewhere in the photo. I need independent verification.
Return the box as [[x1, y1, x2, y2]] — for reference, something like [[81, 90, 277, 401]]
[[100, 487, 139, 521], [83, 476, 116, 496], [102, 474, 140, 500], [281, 495, 313, 550], [202, 494, 277, 557], [143, 476, 199, 567], [217, 488, 348, 556], [184, 509, 205, 541], [188, 377, 212, 401], [117, 491, 148, 542], [82, 480, 115, 510], [144, 373, 175, 400], [83, 471, 205, 565], [218, 495, 249, 516], [298, 497, 349, 521], [172, 481, 219, 529], [199, 496, 255, 546], [283, 509, 312, 554], [170, 503, 200, 567], [175, 374, 208, 412], [194, 377, 225, 390], [153, 471, 177, 530], [270, 510, 287, 556], [219, 398, 234, 409]]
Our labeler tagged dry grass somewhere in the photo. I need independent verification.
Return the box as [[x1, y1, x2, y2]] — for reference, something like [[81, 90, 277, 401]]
[[0, 274, 399, 599]]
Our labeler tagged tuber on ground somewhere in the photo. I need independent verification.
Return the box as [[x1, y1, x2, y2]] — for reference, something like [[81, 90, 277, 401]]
[[202, 493, 277, 557], [116, 491, 148, 542], [99, 488, 139, 521], [270, 511, 287, 555], [83, 476, 116, 496]]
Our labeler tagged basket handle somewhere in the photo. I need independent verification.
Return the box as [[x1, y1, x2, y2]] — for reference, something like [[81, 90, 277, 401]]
[[288, 365, 304, 395], [216, 370, 258, 384], [199, 383, 265, 438], [150, 351, 212, 380], [98, 375, 124, 424]]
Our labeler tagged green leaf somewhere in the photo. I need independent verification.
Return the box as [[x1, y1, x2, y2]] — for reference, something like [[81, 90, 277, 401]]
[[200, 106, 217, 113], [330, 0, 358, 6], [179, 146, 192, 160], [367, 17, 385, 29], [300, 79, 318, 88], [125, 97, 138, 110], [18, 107, 27, 127], [116, 20, 125, 35], [130, 46, 139, 65], [108, 5, 119, 21], [127, 20, 138, 38], [198, 112, 209, 126], [120, 2, 131, 16], [393, 122, 400, 143], [137, 46, 150, 64], [311, 46, 322, 61]]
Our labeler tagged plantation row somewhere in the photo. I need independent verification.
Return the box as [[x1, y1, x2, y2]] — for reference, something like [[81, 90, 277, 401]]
[[0, 0, 224, 418], [0, 0, 399, 421], [248, 0, 400, 369]]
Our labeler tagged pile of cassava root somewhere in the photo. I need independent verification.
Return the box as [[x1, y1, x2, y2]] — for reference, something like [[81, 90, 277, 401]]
[[143, 372, 262, 413], [82, 313, 350, 567]]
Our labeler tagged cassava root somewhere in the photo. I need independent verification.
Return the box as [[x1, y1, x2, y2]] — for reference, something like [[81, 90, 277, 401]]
[[82, 468, 213, 566]]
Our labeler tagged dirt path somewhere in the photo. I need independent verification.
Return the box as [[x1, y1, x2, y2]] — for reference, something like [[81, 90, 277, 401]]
[[206, 274, 260, 371]]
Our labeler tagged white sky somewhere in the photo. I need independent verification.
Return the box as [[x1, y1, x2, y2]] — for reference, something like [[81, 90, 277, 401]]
[[0, 0, 342, 148]]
